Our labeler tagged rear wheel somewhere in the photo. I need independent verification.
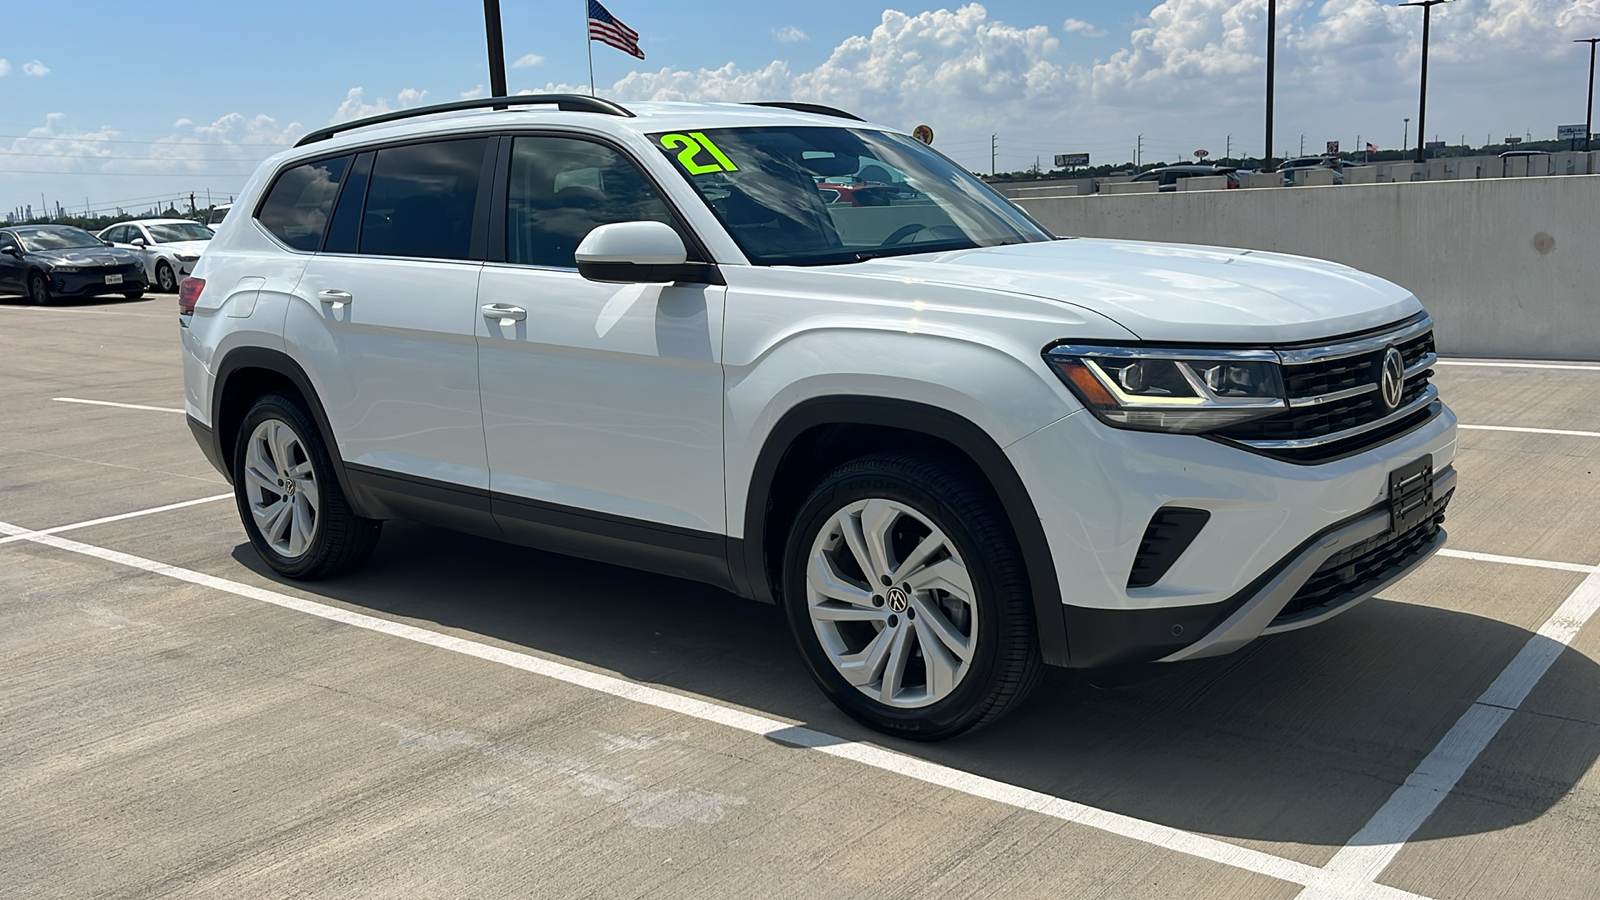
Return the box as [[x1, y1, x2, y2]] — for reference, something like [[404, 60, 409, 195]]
[[155, 261, 176, 293], [233, 393, 381, 580], [26, 272, 51, 306], [782, 452, 1042, 740]]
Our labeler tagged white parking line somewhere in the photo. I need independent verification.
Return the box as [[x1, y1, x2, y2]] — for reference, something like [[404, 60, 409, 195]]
[[0, 514, 1434, 900], [1437, 549, 1598, 574], [1459, 424, 1600, 439], [1436, 360, 1600, 372], [53, 397, 185, 414], [1295, 568, 1600, 899], [0, 494, 232, 547]]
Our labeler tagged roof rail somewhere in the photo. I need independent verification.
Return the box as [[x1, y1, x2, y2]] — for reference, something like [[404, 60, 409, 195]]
[[294, 94, 636, 148], [745, 101, 865, 122]]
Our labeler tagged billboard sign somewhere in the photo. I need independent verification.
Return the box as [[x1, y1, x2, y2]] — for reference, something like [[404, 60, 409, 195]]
[[1326, 141, 1340, 155], [1054, 153, 1091, 168], [1558, 124, 1588, 141]]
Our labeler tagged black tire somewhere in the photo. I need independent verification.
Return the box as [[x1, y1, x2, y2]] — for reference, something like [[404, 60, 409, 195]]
[[155, 261, 176, 293], [782, 452, 1043, 741], [123, 290, 145, 301], [233, 392, 382, 580], [26, 271, 51, 306]]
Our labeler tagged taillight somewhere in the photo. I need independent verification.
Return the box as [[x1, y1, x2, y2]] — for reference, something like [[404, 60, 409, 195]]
[[179, 277, 205, 317]]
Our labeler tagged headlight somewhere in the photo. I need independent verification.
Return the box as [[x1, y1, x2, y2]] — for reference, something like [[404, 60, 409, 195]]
[[176, 253, 200, 262], [1045, 345, 1286, 434], [50, 264, 81, 273]]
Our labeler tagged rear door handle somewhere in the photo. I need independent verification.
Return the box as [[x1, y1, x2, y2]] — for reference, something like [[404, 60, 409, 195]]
[[318, 289, 353, 307], [481, 304, 527, 323]]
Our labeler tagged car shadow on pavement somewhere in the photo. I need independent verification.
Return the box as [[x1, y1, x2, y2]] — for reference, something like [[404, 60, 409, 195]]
[[0, 293, 160, 307], [230, 520, 1600, 852]]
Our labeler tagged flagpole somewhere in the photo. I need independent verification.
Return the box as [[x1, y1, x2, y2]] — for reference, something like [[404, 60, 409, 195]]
[[586, 1, 596, 96]]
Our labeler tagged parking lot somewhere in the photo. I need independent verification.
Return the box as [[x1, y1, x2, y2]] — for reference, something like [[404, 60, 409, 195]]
[[1, 294, 1597, 900]]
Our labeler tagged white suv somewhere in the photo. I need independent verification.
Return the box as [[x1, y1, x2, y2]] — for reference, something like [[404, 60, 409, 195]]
[[181, 96, 1457, 739]]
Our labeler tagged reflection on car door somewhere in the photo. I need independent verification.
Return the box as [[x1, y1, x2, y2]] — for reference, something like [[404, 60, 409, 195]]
[[283, 139, 499, 536], [475, 134, 728, 582], [0, 233, 24, 292]]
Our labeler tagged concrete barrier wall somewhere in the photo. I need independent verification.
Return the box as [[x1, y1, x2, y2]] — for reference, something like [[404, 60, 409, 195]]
[[1017, 176, 1600, 360]]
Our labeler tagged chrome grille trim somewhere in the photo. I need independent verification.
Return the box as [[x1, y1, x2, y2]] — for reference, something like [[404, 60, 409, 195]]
[[1276, 315, 1434, 366], [1237, 387, 1439, 451], [1283, 352, 1436, 409]]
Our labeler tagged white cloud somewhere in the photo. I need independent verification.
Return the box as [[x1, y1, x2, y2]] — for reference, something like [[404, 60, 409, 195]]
[[773, 25, 809, 43], [172, 118, 194, 128], [461, 84, 487, 100], [331, 87, 428, 123], [0, 59, 10, 77], [1062, 18, 1108, 38], [22, 60, 49, 77], [512, 54, 545, 68]]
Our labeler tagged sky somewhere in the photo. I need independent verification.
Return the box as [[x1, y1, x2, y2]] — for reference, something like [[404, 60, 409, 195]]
[[3, 0, 1598, 218]]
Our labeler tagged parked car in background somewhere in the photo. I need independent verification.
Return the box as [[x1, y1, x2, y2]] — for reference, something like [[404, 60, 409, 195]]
[[98, 219, 213, 293], [0, 225, 147, 304], [206, 204, 231, 231], [1275, 156, 1346, 185], [1128, 165, 1241, 192]]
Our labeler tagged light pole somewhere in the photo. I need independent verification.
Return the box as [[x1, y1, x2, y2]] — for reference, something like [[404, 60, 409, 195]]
[[1265, 0, 1277, 172], [1400, 0, 1454, 164], [1404, 117, 1410, 152], [1578, 38, 1600, 153], [483, 0, 508, 100]]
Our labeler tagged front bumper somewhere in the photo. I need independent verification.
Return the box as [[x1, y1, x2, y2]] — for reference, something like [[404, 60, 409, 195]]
[[1006, 401, 1458, 668], [49, 267, 147, 296]]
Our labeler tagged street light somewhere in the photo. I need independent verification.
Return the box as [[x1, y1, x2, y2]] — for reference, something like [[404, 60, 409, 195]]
[[1400, 0, 1454, 165], [1404, 117, 1410, 151], [1578, 38, 1600, 153], [1264, 0, 1277, 172]]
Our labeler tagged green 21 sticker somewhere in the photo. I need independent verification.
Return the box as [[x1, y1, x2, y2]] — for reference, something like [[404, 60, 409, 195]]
[[660, 132, 738, 174]]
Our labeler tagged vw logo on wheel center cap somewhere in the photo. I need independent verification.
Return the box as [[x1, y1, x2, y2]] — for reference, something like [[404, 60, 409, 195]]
[[886, 586, 911, 613], [1379, 346, 1406, 411]]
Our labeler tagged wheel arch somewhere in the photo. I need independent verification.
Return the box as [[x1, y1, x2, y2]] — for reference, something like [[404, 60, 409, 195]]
[[211, 346, 371, 518], [738, 396, 1069, 667]]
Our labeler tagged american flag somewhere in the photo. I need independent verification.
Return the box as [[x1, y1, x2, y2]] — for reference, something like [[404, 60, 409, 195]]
[[588, 0, 644, 60], [1367, 142, 1379, 153]]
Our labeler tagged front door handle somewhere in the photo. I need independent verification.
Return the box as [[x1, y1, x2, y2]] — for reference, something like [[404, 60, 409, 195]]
[[481, 303, 527, 323], [318, 289, 353, 307]]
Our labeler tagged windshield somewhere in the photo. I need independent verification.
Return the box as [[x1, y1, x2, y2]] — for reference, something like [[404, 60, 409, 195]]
[[148, 222, 214, 243], [649, 127, 1053, 266], [209, 207, 229, 225], [15, 227, 104, 252]]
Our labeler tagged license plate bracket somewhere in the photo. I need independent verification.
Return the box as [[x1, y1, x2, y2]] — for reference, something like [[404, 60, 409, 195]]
[[1388, 455, 1434, 534], [104, 273, 124, 285]]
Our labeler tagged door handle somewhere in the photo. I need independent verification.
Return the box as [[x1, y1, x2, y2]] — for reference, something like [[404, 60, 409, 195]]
[[318, 289, 353, 307], [481, 304, 527, 324]]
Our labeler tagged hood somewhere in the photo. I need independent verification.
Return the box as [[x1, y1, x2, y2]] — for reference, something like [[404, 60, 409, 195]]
[[849, 238, 1422, 344], [33, 246, 141, 266]]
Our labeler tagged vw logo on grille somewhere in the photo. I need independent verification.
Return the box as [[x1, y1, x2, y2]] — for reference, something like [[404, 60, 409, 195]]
[[1379, 347, 1406, 411]]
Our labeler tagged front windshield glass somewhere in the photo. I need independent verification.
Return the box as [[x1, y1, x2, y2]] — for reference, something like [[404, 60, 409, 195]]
[[148, 222, 214, 243], [15, 227, 104, 252], [649, 126, 1053, 266], [209, 207, 229, 225]]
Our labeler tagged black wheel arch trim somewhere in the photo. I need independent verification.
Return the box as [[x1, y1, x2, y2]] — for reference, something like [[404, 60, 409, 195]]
[[739, 396, 1070, 667], [210, 346, 371, 518]]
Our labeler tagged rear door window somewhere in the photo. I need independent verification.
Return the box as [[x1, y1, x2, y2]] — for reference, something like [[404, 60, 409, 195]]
[[359, 139, 490, 261], [257, 156, 352, 251]]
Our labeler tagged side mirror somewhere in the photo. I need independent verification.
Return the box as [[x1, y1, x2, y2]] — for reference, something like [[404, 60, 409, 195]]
[[0, 246, 19, 257], [130, 237, 147, 248], [574, 221, 712, 284]]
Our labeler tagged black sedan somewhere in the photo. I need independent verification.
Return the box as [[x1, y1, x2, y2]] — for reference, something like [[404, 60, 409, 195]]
[[0, 225, 148, 305]]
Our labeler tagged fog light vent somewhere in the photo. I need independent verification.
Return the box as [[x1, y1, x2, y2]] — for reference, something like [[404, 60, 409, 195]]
[[1128, 508, 1211, 589]]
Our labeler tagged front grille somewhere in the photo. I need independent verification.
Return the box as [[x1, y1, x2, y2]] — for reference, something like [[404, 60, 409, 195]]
[[1274, 487, 1453, 622], [1213, 320, 1439, 463]]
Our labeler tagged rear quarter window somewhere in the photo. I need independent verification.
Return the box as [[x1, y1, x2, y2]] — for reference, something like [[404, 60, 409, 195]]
[[256, 156, 352, 251]]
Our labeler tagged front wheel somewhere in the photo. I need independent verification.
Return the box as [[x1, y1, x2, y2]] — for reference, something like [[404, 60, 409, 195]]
[[782, 453, 1043, 740], [26, 272, 51, 306], [233, 393, 381, 580], [155, 261, 176, 293]]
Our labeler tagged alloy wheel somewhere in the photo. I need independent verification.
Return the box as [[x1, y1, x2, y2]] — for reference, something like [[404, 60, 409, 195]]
[[157, 263, 176, 293], [805, 498, 978, 709], [242, 418, 320, 558]]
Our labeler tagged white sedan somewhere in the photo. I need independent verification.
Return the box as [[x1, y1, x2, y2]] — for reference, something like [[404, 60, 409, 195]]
[[98, 219, 213, 293]]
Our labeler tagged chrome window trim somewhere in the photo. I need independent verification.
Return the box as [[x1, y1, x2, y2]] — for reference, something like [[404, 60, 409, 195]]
[[1276, 315, 1434, 366], [1236, 387, 1439, 451]]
